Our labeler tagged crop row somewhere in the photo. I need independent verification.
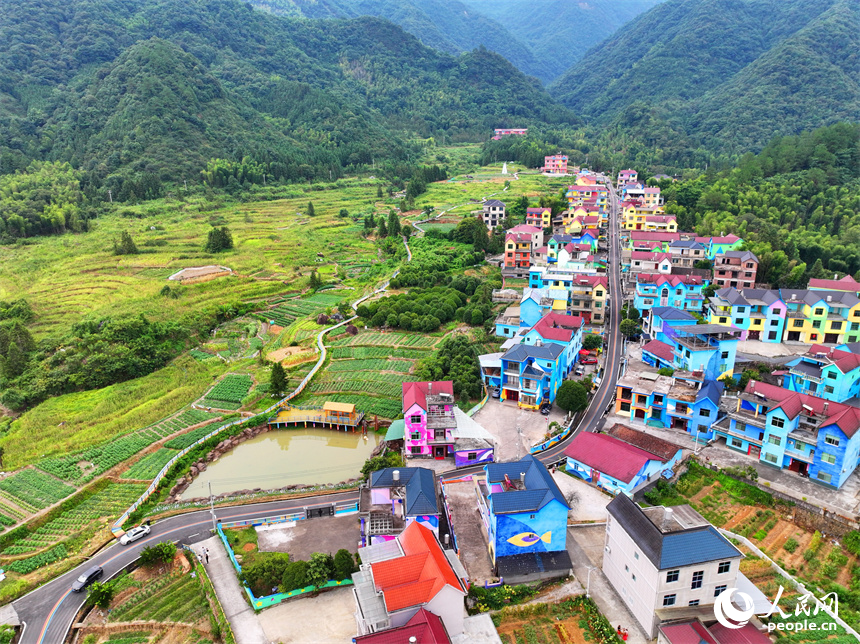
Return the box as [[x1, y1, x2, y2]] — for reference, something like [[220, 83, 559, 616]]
[[330, 332, 439, 348], [0, 470, 76, 510], [0, 513, 16, 527], [38, 433, 152, 483], [308, 380, 402, 398], [111, 573, 208, 623], [326, 358, 412, 373], [190, 349, 216, 362], [300, 394, 402, 419], [0, 500, 27, 520], [164, 419, 227, 450], [304, 292, 348, 306], [6, 543, 67, 574], [206, 374, 253, 404], [320, 371, 407, 385], [4, 483, 148, 554], [328, 346, 429, 360], [122, 448, 180, 480]]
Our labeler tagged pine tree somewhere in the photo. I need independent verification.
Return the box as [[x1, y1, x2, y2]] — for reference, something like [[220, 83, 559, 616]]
[[378, 219, 388, 237], [376, 185, 383, 198], [387, 210, 401, 237], [307, 201, 316, 217], [270, 362, 286, 397], [205, 227, 234, 252]]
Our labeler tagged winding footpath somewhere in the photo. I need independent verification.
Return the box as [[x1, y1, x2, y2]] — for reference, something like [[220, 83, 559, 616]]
[[14, 180, 625, 643]]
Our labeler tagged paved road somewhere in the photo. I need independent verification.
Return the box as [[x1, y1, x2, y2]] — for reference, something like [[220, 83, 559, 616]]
[[17, 180, 625, 643], [14, 492, 357, 644]]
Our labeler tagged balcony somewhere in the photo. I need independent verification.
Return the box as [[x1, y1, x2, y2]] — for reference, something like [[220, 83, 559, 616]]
[[675, 336, 717, 351], [670, 406, 692, 418], [784, 447, 813, 464], [728, 409, 767, 428], [426, 411, 455, 429], [504, 368, 521, 376]]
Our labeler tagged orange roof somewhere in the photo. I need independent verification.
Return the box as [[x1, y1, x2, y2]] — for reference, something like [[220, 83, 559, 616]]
[[370, 522, 465, 613]]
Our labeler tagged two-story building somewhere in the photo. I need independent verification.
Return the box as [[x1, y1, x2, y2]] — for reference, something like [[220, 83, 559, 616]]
[[618, 169, 637, 185], [547, 234, 574, 260], [526, 207, 552, 229], [669, 240, 708, 269], [784, 344, 860, 403], [352, 521, 468, 637], [707, 288, 787, 342], [669, 325, 741, 381], [402, 381, 456, 459], [567, 184, 608, 211], [604, 494, 743, 638], [364, 467, 441, 541], [519, 287, 568, 327], [564, 424, 683, 496], [781, 288, 860, 345], [695, 235, 744, 260], [630, 251, 673, 275], [504, 231, 533, 272], [712, 251, 758, 289], [623, 185, 663, 207], [520, 312, 585, 374], [809, 275, 860, 296], [629, 231, 681, 253], [643, 215, 676, 232], [542, 155, 568, 175], [482, 200, 506, 230], [634, 274, 707, 315], [712, 380, 860, 487], [475, 455, 571, 581]]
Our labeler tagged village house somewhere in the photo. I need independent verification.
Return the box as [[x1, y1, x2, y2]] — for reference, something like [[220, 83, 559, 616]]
[[712, 250, 758, 289], [634, 274, 707, 315], [352, 521, 468, 637], [526, 207, 552, 229], [603, 494, 743, 638], [518, 287, 569, 327], [519, 311, 585, 374], [707, 288, 787, 342], [564, 424, 683, 497], [492, 128, 527, 139], [618, 169, 638, 185], [546, 234, 574, 260], [630, 251, 673, 274], [643, 307, 698, 343], [809, 274, 860, 296], [783, 344, 860, 403], [497, 342, 566, 409], [542, 154, 568, 175], [668, 240, 708, 269], [503, 231, 533, 272], [695, 235, 744, 260], [668, 324, 741, 381], [362, 467, 441, 542], [482, 200, 506, 230]]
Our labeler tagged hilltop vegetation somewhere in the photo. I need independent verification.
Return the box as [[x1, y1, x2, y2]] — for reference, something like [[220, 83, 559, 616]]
[[551, 0, 860, 157]]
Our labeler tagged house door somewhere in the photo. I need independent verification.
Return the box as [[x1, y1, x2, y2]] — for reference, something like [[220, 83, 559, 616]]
[[434, 446, 447, 460], [825, 334, 839, 344], [748, 445, 761, 459]]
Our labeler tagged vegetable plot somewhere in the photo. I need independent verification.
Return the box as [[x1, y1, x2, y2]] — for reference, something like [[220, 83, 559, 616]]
[[122, 448, 180, 480], [202, 374, 253, 410], [0, 469, 76, 510]]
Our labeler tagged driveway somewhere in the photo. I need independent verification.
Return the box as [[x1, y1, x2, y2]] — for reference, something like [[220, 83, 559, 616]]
[[471, 398, 567, 461], [257, 586, 357, 644]]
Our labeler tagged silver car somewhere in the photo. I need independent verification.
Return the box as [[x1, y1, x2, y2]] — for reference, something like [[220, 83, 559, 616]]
[[119, 524, 151, 545]]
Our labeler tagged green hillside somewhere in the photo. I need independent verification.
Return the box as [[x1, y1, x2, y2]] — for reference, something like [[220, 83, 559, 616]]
[[550, 0, 860, 153]]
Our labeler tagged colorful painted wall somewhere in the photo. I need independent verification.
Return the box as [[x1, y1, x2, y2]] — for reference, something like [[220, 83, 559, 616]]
[[488, 499, 568, 562]]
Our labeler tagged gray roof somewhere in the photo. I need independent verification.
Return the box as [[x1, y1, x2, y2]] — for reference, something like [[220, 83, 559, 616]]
[[652, 306, 697, 321], [670, 240, 705, 250], [607, 495, 742, 570], [484, 199, 506, 207], [503, 343, 564, 362], [551, 234, 574, 244], [720, 250, 759, 263], [486, 455, 568, 515], [370, 467, 438, 516], [714, 288, 749, 306]]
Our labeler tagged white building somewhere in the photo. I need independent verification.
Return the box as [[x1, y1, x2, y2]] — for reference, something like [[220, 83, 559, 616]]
[[603, 494, 743, 638], [482, 200, 506, 230]]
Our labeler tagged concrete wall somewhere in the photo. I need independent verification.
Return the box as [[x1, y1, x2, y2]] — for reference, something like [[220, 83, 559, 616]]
[[490, 499, 568, 561]]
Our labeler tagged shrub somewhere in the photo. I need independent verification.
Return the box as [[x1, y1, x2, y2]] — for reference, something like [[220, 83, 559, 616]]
[[307, 552, 335, 589], [843, 530, 860, 556], [139, 541, 176, 567], [803, 550, 815, 562], [333, 549, 356, 580], [783, 538, 799, 553], [810, 530, 822, 553], [281, 560, 309, 592]]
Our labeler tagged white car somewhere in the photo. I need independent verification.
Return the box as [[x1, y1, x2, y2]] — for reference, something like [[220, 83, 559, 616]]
[[119, 525, 151, 545]]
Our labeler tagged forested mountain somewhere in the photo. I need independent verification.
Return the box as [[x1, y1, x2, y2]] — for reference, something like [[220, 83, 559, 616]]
[[550, 0, 860, 154], [460, 0, 663, 83], [0, 0, 577, 207]]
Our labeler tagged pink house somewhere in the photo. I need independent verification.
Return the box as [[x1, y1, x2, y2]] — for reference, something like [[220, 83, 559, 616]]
[[403, 382, 456, 459], [494, 128, 527, 138], [618, 169, 637, 184], [542, 155, 568, 174]]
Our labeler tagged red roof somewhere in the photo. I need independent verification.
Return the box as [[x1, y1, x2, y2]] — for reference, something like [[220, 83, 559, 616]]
[[745, 380, 860, 438], [508, 224, 542, 234], [569, 274, 609, 289], [660, 621, 718, 644], [642, 339, 675, 363], [632, 240, 663, 250], [526, 207, 551, 215], [604, 423, 683, 461], [530, 312, 584, 342], [645, 215, 674, 223], [708, 622, 771, 644], [371, 522, 465, 613], [806, 344, 860, 373], [808, 275, 860, 292], [630, 231, 680, 242], [506, 232, 533, 243], [636, 273, 703, 286], [354, 609, 450, 644], [402, 382, 454, 413], [563, 242, 592, 254], [564, 432, 660, 483], [630, 251, 671, 262]]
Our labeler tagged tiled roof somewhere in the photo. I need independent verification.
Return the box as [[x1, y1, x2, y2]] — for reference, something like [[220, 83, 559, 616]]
[[371, 522, 465, 613], [527, 207, 551, 214], [506, 232, 533, 242], [652, 306, 697, 321], [659, 621, 718, 644], [607, 494, 741, 570], [808, 275, 860, 292], [719, 250, 758, 263], [630, 231, 680, 242], [745, 380, 860, 438], [370, 467, 439, 516], [402, 381, 454, 413], [503, 342, 565, 362], [636, 273, 703, 286], [484, 199, 506, 207], [354, 608, 451, 644], [530, 312, 584, 343], [696, 380, 725, 406], [805, 344, 860, 373], [486, 454, 567, 514], [550, 234, 574, 244], [642, 339, 675, 363], [604, 424, 683, 461], [708, 622, 772, 644], [509, 224, 542, 234], [564, 431, 656, 483], [670, 240, 706, 250], [631, 251, 671, 262]]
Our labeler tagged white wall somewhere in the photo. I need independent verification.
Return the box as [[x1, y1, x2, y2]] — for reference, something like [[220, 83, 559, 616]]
[[425, 585, 467, 635]]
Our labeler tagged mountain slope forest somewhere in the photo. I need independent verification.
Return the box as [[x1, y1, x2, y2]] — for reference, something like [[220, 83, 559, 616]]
[[0, 0, 578, 213], [662, 122, 860, 286], [550, 0, 860, 155]]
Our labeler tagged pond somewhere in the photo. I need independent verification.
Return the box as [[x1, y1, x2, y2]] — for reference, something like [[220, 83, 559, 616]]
[[179, 428, 381, 499]]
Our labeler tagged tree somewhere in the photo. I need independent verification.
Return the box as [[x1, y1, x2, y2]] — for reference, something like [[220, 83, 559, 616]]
[[87, 581, 116, 609], [139, 541, 176, 567], [205, 227, 233, 252], [113, 231, 138, 255], [620, 305, 640, 321], [387, 210, 401, 237], [307, 552, 334, 589], [376, 185, 383, 198], [333, 549, 356, 580], [378, 219, 388, 237], [270, 362, 286, 397], [338, 208, 349, 218], [281, 560, 309, 592], [556, 380, 587, 413], [620, 319, 640, 338], [583, 334, 602, 351], [308, 270, 322, 290], [658, 367, 675, 376], [307, 201, 316, 217]]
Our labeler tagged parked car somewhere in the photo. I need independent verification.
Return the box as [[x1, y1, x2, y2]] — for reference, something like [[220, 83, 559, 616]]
[[539, 403, 552, 416], [574, 367, 585, 377], [119, 524, 151, 546], [581, 357, 598, 365], [490, 387, 500, 399], [71, 565, 103, 592]]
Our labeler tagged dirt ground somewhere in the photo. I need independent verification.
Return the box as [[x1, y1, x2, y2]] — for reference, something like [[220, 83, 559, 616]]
[[470, 398, 568, 461], [267, 346, 311, 362], [497, 614, 590, 644], [256, 514, 361, 561], [168, 265, 232, 281], [441, 479, 495, 584], [257, 586, 356, 644]]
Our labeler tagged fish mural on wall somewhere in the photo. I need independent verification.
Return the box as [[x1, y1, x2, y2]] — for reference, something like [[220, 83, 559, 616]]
[[506, 531, 552, 547]]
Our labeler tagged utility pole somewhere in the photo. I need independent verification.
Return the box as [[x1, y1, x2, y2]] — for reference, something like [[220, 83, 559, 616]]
[[184, 180, 188, 191], [209, 481, 217, 533], [107, 189, 112, 203]]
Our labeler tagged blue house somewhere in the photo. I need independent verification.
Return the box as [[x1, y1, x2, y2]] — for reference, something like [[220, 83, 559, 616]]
[[644, 306, 698, 344], [784, 344, 860, 403], [499, 343, 566, 410], [520, 312, 585, 374], [712, 380, 860, 487], [634, 274, 708, 316], [641, 339, 675, 370], [476, 455, 570, 574], [563, 424, 683, 496], [519, 288, 568, 328], [668, 324, 741, 381]]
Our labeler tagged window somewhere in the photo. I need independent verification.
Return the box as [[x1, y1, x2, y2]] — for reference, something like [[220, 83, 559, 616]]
[[719, 317, 728, 324], [691, 571, 703, 589], [718, 561, 731, 574], [689, 600, 700, 606], [818, 471, 832, 483], [814, 308, 824, 316], [721, 351, 730, 359], [731, 438, 743, 448], [852, 322, 859, 331], [625, 565, 629, 572], [764, 453, 778, 464], [663, 594, 677, 607], [699, 408, 711, 418], [634, 552, 639, 560], [768, 331, 777, 340], [825, 435, 840, 446], [410, 446, 422, 454], [666, 570, 679, 583], [737, 307, 746, 313], [620, 402, 631, 412], [714, 585, 727, 597], [768, 435, 781, 446], [825, 385, 834, 394], [410, 415, 422, 424], [822, 453, 836, 465], [832, 321, 843, 331], [529, 514, 536, 520], [467, 452, 477, 460], [771, 417, 785, 429], [812, 320, 821, 329], [411, 432, 421, 440], [770, 319, 779, 326], [735, 318, 743, 325], [794, 320, 803, 328]]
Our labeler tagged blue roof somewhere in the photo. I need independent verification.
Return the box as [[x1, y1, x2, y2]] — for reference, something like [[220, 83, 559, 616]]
[[696, 381, 724, 406], [660, 527, 742, 569], [486, 455, 568, 515], [370, 467, 438, 516], [503, 343, 564, 362], [652, 306, 697, 321]]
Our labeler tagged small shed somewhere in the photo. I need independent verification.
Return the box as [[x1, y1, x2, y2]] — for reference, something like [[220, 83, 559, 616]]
[[323, 401, 358, 425]]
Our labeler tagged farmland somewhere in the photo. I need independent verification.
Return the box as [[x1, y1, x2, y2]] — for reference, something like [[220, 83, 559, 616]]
[[122, 449, 180, 480], [108, 571, 209, 624], [0, 470, 75, 512], [201, 374, 254, 410]]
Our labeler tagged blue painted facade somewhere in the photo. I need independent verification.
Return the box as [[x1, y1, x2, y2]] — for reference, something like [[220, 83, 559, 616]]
[[634, 275, 708, 316], [500, 343, 566, 409], [646, 307, 698, 344], [784, 349, 860, 403], [565, 450, 682, 496], [707, 288, 787, 342], [666, 325, 740, 381]]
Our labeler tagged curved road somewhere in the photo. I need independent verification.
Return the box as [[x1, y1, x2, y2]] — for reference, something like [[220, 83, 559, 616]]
[[15, 180, 623, 643]]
